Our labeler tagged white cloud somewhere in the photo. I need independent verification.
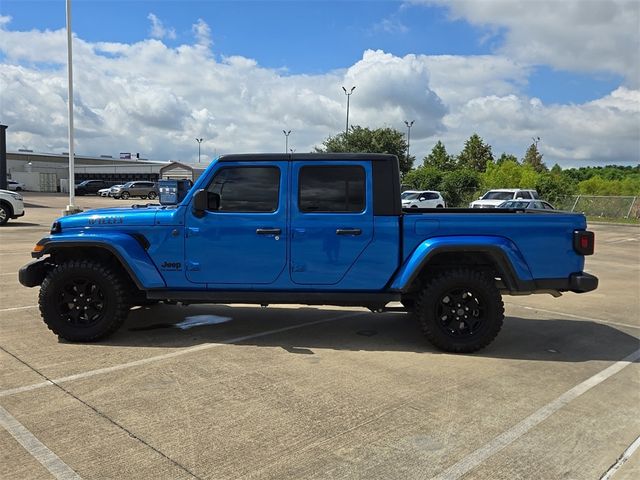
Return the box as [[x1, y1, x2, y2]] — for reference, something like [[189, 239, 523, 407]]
[[147, 13, 176, 40], [371, 16, 409, 35], [0, 21, 637, 167], [192, 18, 212, 48], [419, 0, 640, 86]]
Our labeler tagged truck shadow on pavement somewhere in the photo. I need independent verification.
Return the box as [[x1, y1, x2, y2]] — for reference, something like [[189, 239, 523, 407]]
[[91, 305, 640, 363]]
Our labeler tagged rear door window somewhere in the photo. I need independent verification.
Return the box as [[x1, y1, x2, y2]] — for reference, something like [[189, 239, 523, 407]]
[[298, 166, 365, 213]]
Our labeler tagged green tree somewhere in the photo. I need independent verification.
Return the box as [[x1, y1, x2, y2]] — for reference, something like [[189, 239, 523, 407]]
[[522, 143, 547, 173], [317, 125, 413, 174], [550, 163, 562, 175], [423, 141, 455, 171], [403, 166, 444, 191], [496, 153, 518, 165], [536, 173, 575, 205], [441, 169, 480, 207], [457, 133, 494, 172]]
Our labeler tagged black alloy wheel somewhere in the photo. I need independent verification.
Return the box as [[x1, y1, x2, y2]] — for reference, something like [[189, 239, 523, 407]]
[[416, 269, 504, 353], [55, 277, 106, 327], [435, 287, 485, 338]]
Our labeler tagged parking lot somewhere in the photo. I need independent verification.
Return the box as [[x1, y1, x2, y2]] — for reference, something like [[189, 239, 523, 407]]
[[1, 193, 639, 479]]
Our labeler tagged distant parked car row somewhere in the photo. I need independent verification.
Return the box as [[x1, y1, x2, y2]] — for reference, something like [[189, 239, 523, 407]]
[[400, 188, 555, 210], [76, 180, 158, 199], [6, 179, 26, 192]]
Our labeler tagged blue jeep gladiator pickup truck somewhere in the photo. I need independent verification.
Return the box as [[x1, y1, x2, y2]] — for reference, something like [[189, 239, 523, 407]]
[[19, 153, 597, 352]]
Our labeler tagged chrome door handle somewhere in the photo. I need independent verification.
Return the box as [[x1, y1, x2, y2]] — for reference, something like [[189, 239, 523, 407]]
[[336, 228, 362, 236]]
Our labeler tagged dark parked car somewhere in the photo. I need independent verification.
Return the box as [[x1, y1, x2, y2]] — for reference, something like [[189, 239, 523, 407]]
[[112, 181, 158, 200], [498, 200, 555, 210], [75, 180, 109, 196]]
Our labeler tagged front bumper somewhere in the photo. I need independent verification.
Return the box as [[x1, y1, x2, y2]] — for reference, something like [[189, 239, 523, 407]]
[[12, 210, 25, 219], [18, 258, 51, 287]]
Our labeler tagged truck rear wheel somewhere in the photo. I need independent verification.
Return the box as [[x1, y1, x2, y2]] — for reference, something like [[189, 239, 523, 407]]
[[416, 269, 504, 353], [39, 260, 130, 341]]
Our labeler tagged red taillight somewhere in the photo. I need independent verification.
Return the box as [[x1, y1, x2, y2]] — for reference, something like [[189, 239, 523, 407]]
[[574, 230, 595, 255]]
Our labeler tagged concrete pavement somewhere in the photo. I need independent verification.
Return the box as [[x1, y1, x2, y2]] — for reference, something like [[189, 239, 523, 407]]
[[1, 193, 638, 479]]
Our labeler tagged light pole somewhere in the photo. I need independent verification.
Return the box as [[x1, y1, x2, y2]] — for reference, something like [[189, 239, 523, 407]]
[[342, 86, 355, 135], [65, 0, 80, 214], [283, 130, 291, 154], [404, 120, 414, 165], [195, 138, 203, 163]]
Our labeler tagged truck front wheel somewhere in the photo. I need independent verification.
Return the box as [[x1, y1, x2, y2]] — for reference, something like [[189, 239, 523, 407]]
[[39, 260, 130, 341], [416, 269, 504, 353]]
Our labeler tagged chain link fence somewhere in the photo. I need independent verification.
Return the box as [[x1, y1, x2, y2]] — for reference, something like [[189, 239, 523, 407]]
[[555, 195, 639, 219]]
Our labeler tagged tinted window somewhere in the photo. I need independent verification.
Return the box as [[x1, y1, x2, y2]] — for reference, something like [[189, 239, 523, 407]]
[[208, 166, 280, 212], [299, 166, 365, 213], [531, 191, 540, 199], [483, 191, 515, 200], [422, 192, 439, 200]]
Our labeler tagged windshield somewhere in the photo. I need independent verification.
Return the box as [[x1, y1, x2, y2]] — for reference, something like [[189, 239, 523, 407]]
[[402, 192, 421, 200], [501, 201, 530, 208], [483, 191, 514, 200], [123, 182, 134, 188], [401, 191, 415, 199]]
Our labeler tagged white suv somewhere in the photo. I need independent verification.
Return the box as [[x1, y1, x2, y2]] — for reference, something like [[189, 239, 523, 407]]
[[470, 189, 539, 209], [401, 190, 446, 209], [0, 189, 25, 225]]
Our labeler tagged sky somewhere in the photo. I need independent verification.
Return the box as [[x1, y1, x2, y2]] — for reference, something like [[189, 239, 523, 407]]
[[0, 0, 638, 167]]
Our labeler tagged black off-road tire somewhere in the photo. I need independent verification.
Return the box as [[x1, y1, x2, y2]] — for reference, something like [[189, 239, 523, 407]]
[[39, 260, 130, 341], [416, 269, 504, 353]]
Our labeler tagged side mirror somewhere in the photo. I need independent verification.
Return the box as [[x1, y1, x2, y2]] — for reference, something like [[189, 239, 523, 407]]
[[207, 192, 220, 211], [192, 189, 208, 217], [419, 197, 426, 201]]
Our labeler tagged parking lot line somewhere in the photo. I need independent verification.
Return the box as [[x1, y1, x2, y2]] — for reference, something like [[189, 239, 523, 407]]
[[0, 311, 364, 398], [0, 305, 37, 313], [433, 347, 640, 480], [0, 405, 82, 480], [601, 435, 640, 480], [506, 303, 640, 331]]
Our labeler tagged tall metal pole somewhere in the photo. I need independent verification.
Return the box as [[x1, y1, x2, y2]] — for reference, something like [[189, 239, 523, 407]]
[[342, 86, 355, 135], [0, 125, 7, 191], [65, 0, 77, 212], [404, 120, 414, 164], [196, 138, 203, 163], [282, 130, 291, 154]]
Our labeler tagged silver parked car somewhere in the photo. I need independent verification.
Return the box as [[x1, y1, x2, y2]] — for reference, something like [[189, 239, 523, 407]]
[[112, 181, 158, 200]]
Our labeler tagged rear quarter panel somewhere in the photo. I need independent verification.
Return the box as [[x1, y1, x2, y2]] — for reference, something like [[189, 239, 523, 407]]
[[402, 212, 587, 280]]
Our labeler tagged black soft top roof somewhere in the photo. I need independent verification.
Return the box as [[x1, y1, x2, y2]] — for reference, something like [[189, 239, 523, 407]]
[[217, 153, 397, 163]]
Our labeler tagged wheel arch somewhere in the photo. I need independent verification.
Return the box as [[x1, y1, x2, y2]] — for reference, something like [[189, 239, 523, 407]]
[[391, 237, 534, 294], [34, 236, 165, 290]]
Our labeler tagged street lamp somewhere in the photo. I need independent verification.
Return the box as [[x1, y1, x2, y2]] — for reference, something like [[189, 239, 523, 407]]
[[283, 130, 291, 154], [404, 120, 414, 164], [342, 86, 356, 135], [64, 0, 80, 215], [195, 138, 203, 163]]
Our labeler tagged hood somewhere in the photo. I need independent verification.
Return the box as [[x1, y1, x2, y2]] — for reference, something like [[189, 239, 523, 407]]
[[471, 199, 504, 207], [56, 206, 160, 229]]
